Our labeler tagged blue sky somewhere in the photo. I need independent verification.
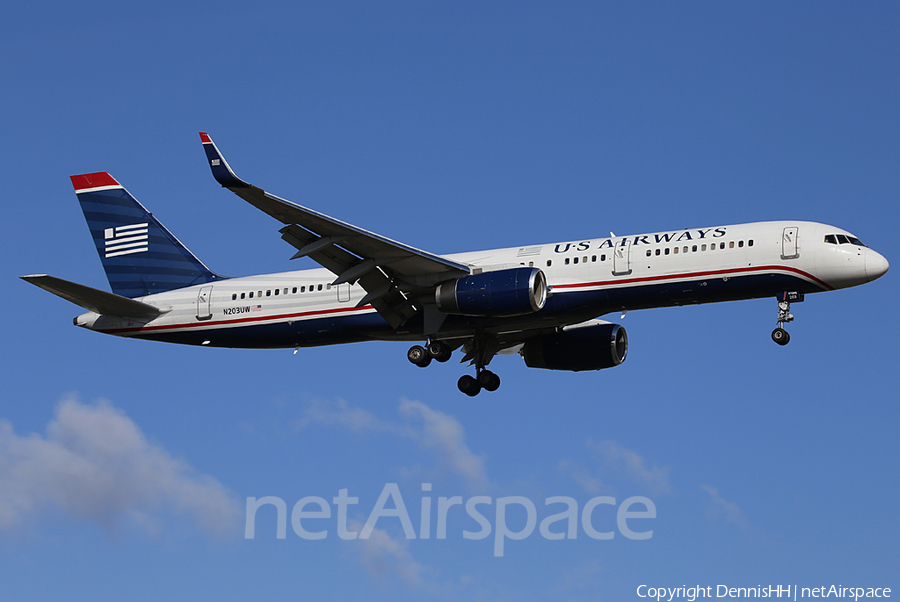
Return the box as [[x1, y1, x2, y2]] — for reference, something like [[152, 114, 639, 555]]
[[1, 2, 898, 600]]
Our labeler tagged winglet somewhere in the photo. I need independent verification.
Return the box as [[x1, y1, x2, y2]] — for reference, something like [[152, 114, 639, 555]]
[[199, 132, 250, 189]]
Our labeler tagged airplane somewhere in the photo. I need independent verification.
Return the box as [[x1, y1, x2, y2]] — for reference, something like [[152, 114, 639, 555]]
[[22, 133, 889, 396]]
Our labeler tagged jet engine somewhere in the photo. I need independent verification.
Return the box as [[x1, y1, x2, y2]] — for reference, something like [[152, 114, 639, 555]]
[[435, 267, 548, 317], [521, 323, 628, 371]]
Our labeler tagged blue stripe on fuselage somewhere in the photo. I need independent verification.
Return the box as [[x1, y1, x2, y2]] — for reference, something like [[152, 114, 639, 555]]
[[125, 271, 819, 349]]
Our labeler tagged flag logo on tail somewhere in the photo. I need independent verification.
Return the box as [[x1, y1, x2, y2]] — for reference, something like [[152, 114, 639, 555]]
[[104, 223, 149, 258]]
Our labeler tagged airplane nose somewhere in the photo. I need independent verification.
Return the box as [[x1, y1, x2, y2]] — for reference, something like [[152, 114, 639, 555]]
[[865, 251, 889, 282]]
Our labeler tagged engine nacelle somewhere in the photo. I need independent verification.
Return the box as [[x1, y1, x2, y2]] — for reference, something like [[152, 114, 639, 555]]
[[522, 323, 628, 371], [435, 267, 548, 317]]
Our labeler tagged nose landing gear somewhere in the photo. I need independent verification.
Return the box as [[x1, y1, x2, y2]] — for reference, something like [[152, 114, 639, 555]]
[[771, 291, 803, 346]]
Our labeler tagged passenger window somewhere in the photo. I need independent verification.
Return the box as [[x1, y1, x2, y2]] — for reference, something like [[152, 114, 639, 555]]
[[266, 290, 271, 296], [547, 260, 552, 267], [573, 257, 578, 264], [692, 245, 697, 252], [249, 292, 254, 298], [529, 261, 534, 267], [674, 247, 679, 254], [301, 286, 305, 293], [232, 293, 237, 300], [601, 254, 606, 261], [655, 249, 660, 256], [729, 242, 734, 249], [683, 246, 688, 253], [318, 284, 323, 291], [748, 240, 754, 247], [665, 248, 670, 255], [241, 293, 246, 299], [646, 250, 652, 257], [292, 287, 297, 294], [701, 244, 707, 251], [258, 291, 262, 297], [274, 289, 279, 295], [583, 256, 587, 263], [591, 256, 597, 262], [565, 258, 570, 265], [720, 242, 725, 249], [738, 241, 743, 248]]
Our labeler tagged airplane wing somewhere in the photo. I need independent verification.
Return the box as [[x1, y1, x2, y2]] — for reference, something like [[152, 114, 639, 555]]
[[199, 133, 471, 328]]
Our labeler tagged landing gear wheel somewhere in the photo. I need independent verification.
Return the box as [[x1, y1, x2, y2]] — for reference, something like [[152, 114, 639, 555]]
[[771, 328, 790, 346], [427, 340, 452, 363], [407, 345, 432, 367], [457, 374, 481, 396], [477, 370, 501, 392]]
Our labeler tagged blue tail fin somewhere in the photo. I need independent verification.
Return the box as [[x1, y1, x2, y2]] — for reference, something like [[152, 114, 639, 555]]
[[71, 172, 225, 298]]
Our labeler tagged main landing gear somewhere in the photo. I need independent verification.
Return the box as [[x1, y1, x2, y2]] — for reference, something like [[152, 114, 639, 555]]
[[771, 292, 803, 346], [407, 336, 502, 397], [457, 369, 501, 397], [407, 340, 452, 368]]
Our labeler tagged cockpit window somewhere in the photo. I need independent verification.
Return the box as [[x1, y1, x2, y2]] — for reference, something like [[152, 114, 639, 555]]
[[825, 233, 866, 247]]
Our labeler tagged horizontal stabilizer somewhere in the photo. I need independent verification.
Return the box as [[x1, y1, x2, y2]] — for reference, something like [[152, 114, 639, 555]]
[[20, 274, 163, 319]]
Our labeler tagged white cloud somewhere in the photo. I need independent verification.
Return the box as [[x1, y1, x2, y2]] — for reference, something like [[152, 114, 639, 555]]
[[0, 398, 241, 536], [397, 399, 488, 489], [560, 440, 671, 495], [556, 458, 606, 494], [350, 519, 430, 590], [296, 397, 488, 489], [700, 484, 748, 529], [587, 439, 671, 494], [295, 398, 402, 435]]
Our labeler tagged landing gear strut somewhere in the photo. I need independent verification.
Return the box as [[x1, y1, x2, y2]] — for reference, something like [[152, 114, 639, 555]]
[[408, 335, 503, 396], [771, 292, 803, 346], [455, 334, 501, 397]]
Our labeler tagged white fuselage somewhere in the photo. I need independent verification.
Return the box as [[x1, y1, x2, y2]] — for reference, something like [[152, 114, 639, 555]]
[[73, 220, 888, 348]]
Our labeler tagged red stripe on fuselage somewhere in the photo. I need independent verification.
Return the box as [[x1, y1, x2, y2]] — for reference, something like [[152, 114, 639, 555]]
[[551, 265, 833, 292], [99, 265, 830, 336]]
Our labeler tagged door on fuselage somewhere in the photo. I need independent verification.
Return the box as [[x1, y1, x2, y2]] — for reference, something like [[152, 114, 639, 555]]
[[612, 240, 633, 276], [197, 285, 213, 320], [781, 227, 799, 260]]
